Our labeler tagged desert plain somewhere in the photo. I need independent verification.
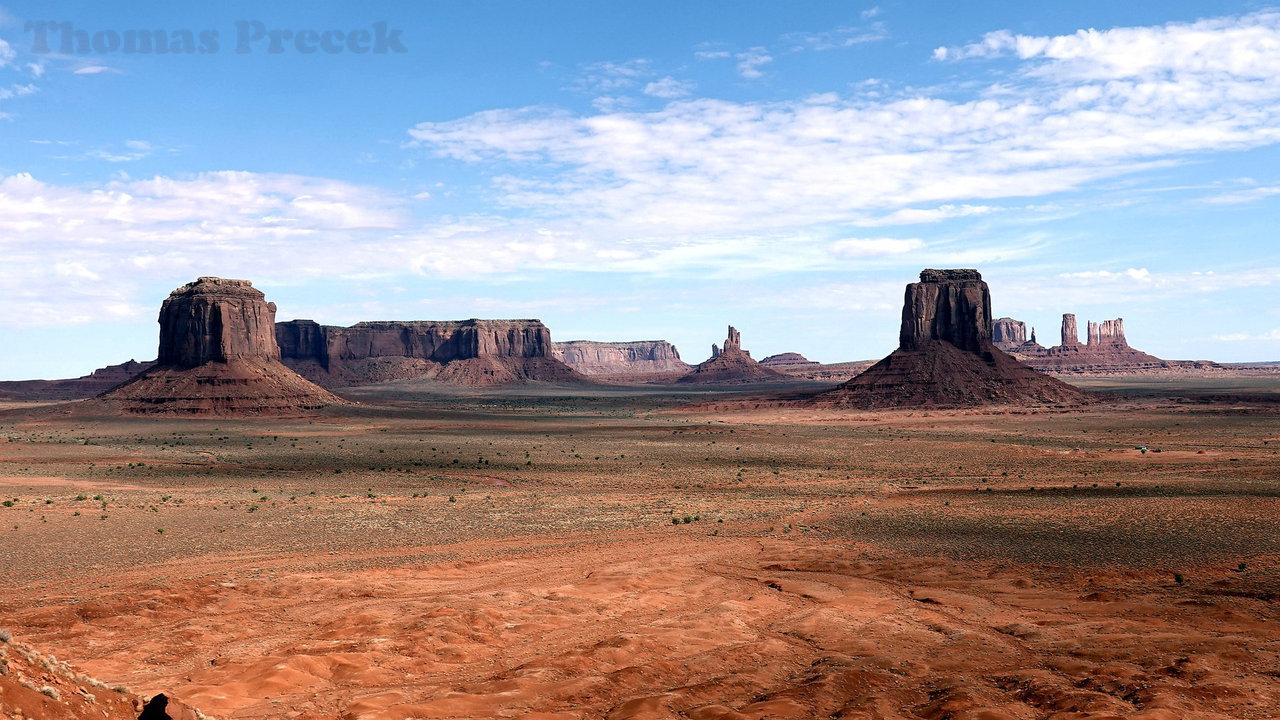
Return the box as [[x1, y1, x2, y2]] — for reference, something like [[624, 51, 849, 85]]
[[1, 375, 1278, 720]]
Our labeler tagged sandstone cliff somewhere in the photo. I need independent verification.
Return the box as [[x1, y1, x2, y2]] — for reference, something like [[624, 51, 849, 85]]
[[553, 340, 691, 376], [677, 326, 789, 384], [277, 319, 585, 387], [100, 278, 341, 415], [816, 270, 1088, 408]]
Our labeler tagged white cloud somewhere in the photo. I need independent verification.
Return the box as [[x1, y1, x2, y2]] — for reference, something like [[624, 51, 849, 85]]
[[73, 65, 120, 75], [1203, 184, 1280, 204], [0, 83, 36, 100], [735, 47, 772, 78], [830, 237, 923, 257], [1059, 267, 1153, 283], [643, 76, 695, 99], [407, 11, 1280, 240], [695, 49, 731, 60], [0, 39, 13, 69], [935, 11, 1280, 82], [996, 266, 1280, 309], [861, 7, 881, 20], [574, 58, 654, 93], [0, 171, 415, 328], [784, 22, 888, 51], [1212, 329, 1280, 341]]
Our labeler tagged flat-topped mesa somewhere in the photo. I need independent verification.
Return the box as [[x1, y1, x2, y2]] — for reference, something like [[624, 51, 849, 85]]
[[99, 278, 342, 415], [276, 318, 584, 387], [815, 269, 1088, 408], [677, 325, 788, 384], [1061, 313, 1081, 346], [759, 352, 820, 368], [158, 277, 281, 367], [552, 340, 690, 376], [899, 268, 991, 353], [992, 317, 1027, 351]]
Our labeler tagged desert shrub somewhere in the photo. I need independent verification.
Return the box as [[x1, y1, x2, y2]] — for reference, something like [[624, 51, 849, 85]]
[[1174, 572, 1185, 585], [40, 686, 60, 700], [0, 628, 11, 642]]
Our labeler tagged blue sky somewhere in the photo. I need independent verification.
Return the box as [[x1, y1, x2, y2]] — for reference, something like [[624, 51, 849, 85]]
[[2, 1, 1279, 379]]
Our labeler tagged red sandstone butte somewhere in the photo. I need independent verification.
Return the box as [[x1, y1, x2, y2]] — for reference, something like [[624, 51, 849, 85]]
[[817, 269, 1088, 408], [100, 277, 342, 415]]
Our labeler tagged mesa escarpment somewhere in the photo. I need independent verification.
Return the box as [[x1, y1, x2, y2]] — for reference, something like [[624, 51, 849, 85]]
[[677, 326, 789, 384], [277, 318, 585, 387], [100, 277, 342, 415], [759, 352, 820, 368], [817, 269, 1088, 407], [553, 340, 691, 376]]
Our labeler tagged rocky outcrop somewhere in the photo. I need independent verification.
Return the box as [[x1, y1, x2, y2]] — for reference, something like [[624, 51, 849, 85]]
[[677, 326, 789, 384], [1008, 313, 1170, 373], [815, 270, 1088, 408], [0, 630, 164, 720], [1061, 313, 1082, 346], [100, 278, 341, 415], [759, 352, 820, 368], [156, 278, 279, 366], [277, 319, 585, 387], [992, 318, 1026, 351], [553, 340, 691, 376], [899, 269, 992, 352]]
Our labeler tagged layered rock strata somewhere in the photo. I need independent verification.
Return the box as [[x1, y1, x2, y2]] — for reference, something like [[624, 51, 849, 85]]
[[277, 319, 584, 387], [553, 340, 691, 376]]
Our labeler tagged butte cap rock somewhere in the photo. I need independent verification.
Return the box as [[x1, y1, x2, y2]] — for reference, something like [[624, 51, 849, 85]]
[[817, 269, 1088, 408], [100, 277, 342, 415]]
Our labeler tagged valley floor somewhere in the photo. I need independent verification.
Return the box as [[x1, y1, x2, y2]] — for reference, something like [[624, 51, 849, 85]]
[[1, 378, 1278, 719]]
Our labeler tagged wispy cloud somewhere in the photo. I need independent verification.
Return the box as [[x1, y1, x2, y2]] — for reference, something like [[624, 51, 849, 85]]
[[1212, 329, 1280, 341], [1202, 184, 1280, 204], [409, 11, 1280, 241], [735, 47, 772, 79], [830, 237, 923, 258], [783, 22, 888, 52], [643, 76, 695, 99], [73, 64, 122, 75]]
